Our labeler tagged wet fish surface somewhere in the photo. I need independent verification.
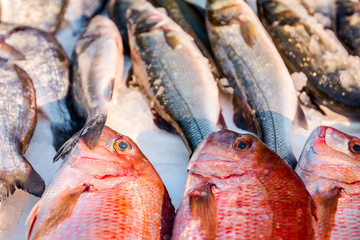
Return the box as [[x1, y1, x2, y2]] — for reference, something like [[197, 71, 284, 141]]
[[0, 62, 45, 201], [64, 0, 106, 35], [173, 130, 315, 239], [127, 2, 223, 153], [296, 126, 360, 240], [26, 126, 175, 240], [0, 0, 68, 33], [335, 0, 360, 56], [0, 24, 78, 150], [258, 0, 360, 118], [206, 0, 306, 167], [150, 0, 223, 80], [70, 15, 123, 150], [108, 0, 146, 54]]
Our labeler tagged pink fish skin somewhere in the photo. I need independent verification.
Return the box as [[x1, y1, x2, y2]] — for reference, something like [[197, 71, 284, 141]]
[[173, 129, 315, 240], [26, 126, 174, 240], [296, 126, 360, 240]]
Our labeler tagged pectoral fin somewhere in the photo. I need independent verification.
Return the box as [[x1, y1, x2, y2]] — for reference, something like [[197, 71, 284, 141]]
[[189, 183, 217, 240], [26, 184, 89, 240]]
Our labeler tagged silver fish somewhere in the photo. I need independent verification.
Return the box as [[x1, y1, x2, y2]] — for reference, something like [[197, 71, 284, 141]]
[[0, 62, 45, 201], [59, 15, 123, 157], [0, 0, 68, 33], [0, 24, 78, 150], [206, 0, 306, 168], [127, 2, 223, 153]]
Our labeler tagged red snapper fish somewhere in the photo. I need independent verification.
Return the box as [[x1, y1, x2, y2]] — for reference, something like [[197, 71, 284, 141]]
[[172, 129, 315, 239], [296, 126, 360, 239], [26, 126, 175, 240]]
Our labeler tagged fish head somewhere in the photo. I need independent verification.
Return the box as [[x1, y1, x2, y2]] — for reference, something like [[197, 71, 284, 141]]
[[257, 0, 300, 26], [207, 0, 244, 26], [188, 129, 286, 179], [68, 126, 150, 179], [298, 126, 360, 183], [126, 2, 166, 35]]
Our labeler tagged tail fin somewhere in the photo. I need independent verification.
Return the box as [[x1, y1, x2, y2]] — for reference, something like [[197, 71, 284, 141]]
[[0, 157, 45, 202], [53, 115, 107, 162], [81, 115, 107, 150]]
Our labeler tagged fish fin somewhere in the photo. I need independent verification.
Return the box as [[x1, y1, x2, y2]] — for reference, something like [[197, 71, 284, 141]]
[[81, 115, 107, 150], [293, 103, 308, 130], [217, 110, 227, 129], [190, 183, 217, 240], [0, 39, 25, 60], [239, 15, 258, 47], [0, 156, 45, 202], [151, 109, 177, 134], [26, 200, 41, 240], [311, 187, 341, 239], [53, 131, 81, 162], [29, 184, 89, 240], [232, 94, 261, 137], [298, 91, 326, 115]]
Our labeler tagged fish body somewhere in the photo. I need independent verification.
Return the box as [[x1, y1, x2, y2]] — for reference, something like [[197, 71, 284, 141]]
[[127, 2, 222, 153], [150, 0, 223, 80], [0, 0, 68, 33], [173, 129, 315, 239], [0, 25, 78, 150], [64, 0, 106, 35], [257, 0, 360, 117], [70, 15, 124, 151], [26, 126, 174, 240], [108, 0, 146, 53], [335, 0, 360, 56], [0, 62, 45, 201], [206, 0, 305, 167], [296, 126, 360, 239]]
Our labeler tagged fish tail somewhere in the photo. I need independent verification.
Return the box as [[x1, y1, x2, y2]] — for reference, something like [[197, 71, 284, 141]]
[[81, 115, 107, 150], [282, 151, 298, 169], [0, 157, 45, 201]]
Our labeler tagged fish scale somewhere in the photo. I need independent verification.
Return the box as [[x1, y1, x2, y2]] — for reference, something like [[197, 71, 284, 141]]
[[206, 0, 302, 167], [128, 2, 222, 153]]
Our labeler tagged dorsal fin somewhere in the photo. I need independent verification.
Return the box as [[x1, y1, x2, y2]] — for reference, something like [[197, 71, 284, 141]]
[[189, 183, 217, 240]]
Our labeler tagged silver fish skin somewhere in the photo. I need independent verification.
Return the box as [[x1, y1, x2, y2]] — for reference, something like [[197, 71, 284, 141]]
[[127, 2, 222, 153], [0, 62, 45, 201], [206, 0, 306, 168], [108, 0, 146, 54], [0, 0, 68, 33], [0, 24, 78, 151], [257, 0, 360, 118], [335, 0, 360, 56], [64, 0, 106, 35], [71, 15, 124, 150]]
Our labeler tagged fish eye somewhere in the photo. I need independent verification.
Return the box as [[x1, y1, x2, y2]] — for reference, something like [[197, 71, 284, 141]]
[[349, 141, 360, 155], [114, 138, 132, 154], [233, 138, 251, 151]]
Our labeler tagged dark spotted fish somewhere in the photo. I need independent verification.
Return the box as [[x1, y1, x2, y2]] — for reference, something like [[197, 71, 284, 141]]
[[0, 0, 68, 33], [127, 2, 223, 153], [0, 62, 45, 201], [335, 0, 360, 56], [258, 0, 360, 118], [0, 24, 79, 150]]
